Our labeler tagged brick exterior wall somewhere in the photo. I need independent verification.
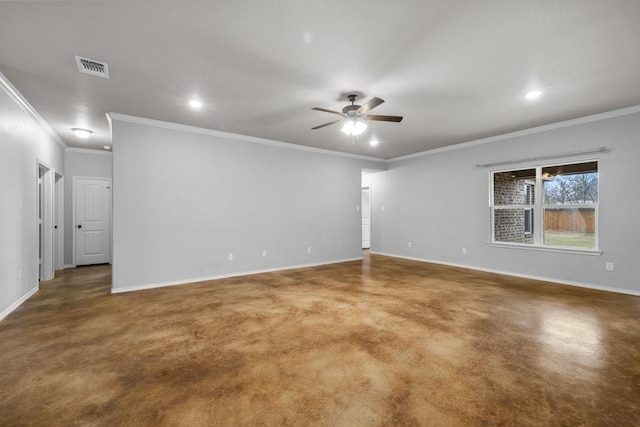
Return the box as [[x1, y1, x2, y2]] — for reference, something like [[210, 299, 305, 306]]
[[493, 172, 534, 244]]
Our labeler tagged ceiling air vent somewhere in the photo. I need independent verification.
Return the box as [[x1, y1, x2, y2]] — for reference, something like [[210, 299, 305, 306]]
[[75, 55, 109, 79]]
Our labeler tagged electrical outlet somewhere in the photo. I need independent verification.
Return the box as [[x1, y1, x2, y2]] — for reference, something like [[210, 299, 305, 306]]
[[605, 262, 614, 271], [262, 250, 267, 258], [408, 242, 412, 248], [381, 205, 385, 212], [307, 246, 312, 253], [228, 253, 233, 261], [19, 270, 22, 279], [356, 205, 360, 212], [462, 247, 467, 254]]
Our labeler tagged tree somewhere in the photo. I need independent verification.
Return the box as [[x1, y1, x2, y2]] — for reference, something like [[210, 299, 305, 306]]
[[544, 172, 598, 204]]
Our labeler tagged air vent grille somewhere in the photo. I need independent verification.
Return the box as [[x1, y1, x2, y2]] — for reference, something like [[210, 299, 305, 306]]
[[75, 56, 109, 78]]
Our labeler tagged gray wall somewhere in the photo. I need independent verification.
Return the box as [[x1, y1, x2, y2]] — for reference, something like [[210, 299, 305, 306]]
[[0, 76, 65, 318], [63, 149, 113, 266], [369, 110, 640, 294], [111, 117, 385, 291]]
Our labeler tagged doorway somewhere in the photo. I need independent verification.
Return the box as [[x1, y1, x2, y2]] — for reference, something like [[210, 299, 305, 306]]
[[362, 186, 371, 249], [73, 177, 112, 266]]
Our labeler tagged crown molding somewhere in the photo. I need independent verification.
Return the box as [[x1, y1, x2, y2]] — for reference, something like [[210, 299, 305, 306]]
[[65, 147, 112, 156], [0, 71, 66, 149], [389, 104, 640, 163], [107, 113, 387, 163]]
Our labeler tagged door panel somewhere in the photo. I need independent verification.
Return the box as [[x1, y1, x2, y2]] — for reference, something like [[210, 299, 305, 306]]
[[83, 231, 105, 254], [76, 178, 111, 265]]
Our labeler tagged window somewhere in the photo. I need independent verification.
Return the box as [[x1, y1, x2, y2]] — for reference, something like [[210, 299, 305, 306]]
[[491, 161, 598, 250]]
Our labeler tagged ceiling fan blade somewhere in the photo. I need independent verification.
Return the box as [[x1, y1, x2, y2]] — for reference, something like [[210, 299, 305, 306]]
[[366, 115, 403, 122], [357, 97, 384, 114], [311, 119, 342, 130], [311, 107, 345, 117]]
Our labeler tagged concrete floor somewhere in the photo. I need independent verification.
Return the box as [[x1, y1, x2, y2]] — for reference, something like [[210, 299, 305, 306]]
[[1, 253, 639, 425]]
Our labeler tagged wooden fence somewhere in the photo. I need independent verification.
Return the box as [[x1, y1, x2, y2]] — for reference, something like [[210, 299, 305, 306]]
[[544, 208, 595, 233]]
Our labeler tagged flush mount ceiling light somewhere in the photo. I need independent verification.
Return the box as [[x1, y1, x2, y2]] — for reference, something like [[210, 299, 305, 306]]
[[525, 90, 542, 100], [71, 128, 93, 139], [341, 118, 367, 136], [188, 99, 203, 109], [369, 139, 379, 147]]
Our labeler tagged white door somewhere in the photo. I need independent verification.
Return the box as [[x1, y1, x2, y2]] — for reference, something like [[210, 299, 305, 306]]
[[75, 178, 111, 265], [362, 187, 371, 249]]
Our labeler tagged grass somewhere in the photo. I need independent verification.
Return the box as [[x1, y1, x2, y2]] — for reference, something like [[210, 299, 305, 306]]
[[544, 230, 595, 248]]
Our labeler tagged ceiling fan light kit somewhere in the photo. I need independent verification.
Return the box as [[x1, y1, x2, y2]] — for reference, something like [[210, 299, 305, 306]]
[[341, 118, 367, 136], [311, 94, 403, 137]]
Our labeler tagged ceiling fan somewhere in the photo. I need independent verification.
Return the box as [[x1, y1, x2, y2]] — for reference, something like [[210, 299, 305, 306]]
[[311, 94, 403, 136]]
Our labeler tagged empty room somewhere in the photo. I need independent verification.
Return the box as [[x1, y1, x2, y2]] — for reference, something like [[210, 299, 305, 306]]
[[1, 1, 639, 425]]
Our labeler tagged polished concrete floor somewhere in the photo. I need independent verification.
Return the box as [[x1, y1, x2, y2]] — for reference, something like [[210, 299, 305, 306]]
[[1, 254, 639, 426]]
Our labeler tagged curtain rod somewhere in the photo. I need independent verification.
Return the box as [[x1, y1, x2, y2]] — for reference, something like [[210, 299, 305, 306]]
[[475, 147, 611, 169]]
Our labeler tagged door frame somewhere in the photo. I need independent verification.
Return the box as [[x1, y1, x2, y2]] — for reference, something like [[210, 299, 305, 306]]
[[37, 160, 55, 281], [361, 185, 372, 250], [54, 173, 64, 271], [73, 176, 112, 267]]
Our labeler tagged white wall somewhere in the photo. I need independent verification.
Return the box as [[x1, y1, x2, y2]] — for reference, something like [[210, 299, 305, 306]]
[[63, 149, 112, 266], [0, 74, 65, 320], [110, 116, 385, 292], [370, 109, 640, 295]]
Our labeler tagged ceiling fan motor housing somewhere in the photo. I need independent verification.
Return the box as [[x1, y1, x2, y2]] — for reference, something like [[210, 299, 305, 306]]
[[342, 105, 361, 116]]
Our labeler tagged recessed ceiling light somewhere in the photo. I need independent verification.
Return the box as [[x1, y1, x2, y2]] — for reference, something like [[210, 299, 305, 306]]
[[71, 128, 93, 139], [370, 139, 379, 146], [103, 145, 111, 150], [189, 99, 203, 109], [525, 90, 542, 100]]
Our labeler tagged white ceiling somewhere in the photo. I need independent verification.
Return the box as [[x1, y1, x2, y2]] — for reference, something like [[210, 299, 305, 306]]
[[2, 1, 640, 159]]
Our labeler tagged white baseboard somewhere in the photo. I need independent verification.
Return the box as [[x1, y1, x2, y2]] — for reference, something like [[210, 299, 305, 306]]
[[64, 264, 75, 269], [111, 257, 363, 294], [370, 251, 640, 297], [0, 287, 39, 322]]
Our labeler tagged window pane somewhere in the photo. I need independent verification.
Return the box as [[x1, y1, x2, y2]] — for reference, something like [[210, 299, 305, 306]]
[[543, 162, 598, 205], [493, 169, 536, 205], [494, 208, 534, 244], [524, 208, 534, 234], [543, 207, 596, 248]]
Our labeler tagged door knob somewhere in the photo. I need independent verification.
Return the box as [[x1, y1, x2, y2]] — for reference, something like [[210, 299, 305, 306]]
[[77, 225, 82, 229]]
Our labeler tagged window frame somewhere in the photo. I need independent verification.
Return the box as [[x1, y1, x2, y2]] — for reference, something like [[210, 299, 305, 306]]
[[489, 159, 601, 254], [523, 182, 534, 235]]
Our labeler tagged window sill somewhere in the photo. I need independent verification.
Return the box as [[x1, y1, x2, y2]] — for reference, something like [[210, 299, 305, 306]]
[[487, 242, 602, 256]]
